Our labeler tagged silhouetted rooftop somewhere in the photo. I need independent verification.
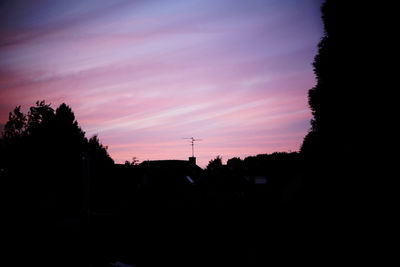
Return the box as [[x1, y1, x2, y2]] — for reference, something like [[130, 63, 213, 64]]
[[139, 160, 203, 172]]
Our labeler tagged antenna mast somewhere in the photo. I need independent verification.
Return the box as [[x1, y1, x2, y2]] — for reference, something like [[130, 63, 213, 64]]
[[183, 137, 202, 157]]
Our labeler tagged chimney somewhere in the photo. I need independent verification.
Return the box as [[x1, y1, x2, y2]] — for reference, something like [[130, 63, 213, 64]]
[[189, 157, 196, 165]]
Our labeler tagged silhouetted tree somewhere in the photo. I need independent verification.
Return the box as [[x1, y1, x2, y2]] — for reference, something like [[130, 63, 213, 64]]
[[301, 0, 365, 157], [206, 155, 223, 171], [299, 0, 371, 209], [87, 135, 113, 166], [27, 100, 55, 134], [1, 100, 114, 219], [227, 157, 242, 170], [3, 105, 27, 139], [125, 157, 139, 166]]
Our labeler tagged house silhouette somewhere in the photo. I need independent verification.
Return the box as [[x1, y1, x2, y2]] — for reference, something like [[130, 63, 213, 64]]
[[137, 159, 203, 208]]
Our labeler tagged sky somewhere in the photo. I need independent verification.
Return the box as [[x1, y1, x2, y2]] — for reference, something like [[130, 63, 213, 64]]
[[0, 0, 324, 168]]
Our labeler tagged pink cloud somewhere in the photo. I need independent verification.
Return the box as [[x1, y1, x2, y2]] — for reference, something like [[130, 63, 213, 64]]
[[0, 0, 323, 167]]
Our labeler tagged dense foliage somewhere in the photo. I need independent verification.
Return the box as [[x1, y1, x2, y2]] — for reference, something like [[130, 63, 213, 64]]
[[1, 101, 113, 217]]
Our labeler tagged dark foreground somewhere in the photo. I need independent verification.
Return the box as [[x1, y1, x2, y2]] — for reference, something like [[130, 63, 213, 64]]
[[7, 194, 335, 267]]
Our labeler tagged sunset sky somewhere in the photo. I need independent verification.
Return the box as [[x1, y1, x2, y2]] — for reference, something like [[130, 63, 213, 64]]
[[0, 0, 324, 167]]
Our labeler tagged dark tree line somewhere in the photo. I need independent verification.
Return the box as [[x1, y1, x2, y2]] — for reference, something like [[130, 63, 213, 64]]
[[0, 101, 113, 221], [203, 152, 303, 209]]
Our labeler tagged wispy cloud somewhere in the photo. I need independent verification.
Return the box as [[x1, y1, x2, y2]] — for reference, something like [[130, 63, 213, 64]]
[[0, 0, 323, 167]]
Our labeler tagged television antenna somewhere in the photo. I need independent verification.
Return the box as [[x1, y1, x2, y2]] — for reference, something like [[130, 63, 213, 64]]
[[183, 137, 202, 157]]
